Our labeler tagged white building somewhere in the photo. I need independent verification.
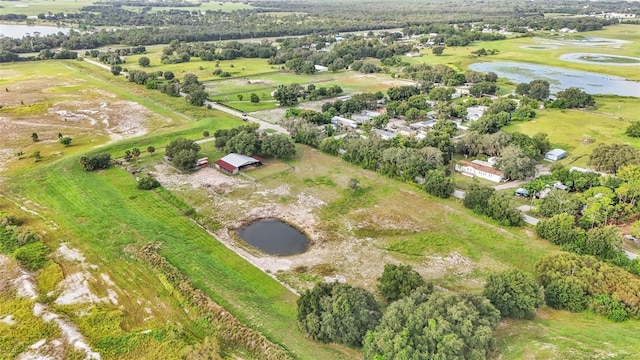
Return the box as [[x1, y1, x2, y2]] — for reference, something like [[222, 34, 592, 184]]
[[455, 160, 505, 183], [545, 149, 567, 161], [466, 106, 489, 121], [314, 64, 329, 72]]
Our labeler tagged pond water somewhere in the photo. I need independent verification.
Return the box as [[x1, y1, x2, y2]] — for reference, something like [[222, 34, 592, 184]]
[[559, 53, 640, 67], [0, 24, 71, 39], [237, 218, 309, 256], [469, 61, 640, 97]]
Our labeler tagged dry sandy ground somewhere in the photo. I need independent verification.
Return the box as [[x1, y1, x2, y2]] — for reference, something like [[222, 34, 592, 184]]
[[153, 163, 475, 293], [1, 249, 107, 360]]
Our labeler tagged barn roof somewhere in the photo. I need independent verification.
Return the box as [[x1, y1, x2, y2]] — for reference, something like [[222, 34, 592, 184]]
[[220, 153, 261, 168], [214, 160, 236, 172]]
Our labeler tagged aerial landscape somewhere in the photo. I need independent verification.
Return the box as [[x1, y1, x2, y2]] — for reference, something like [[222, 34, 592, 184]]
[[1, 0, 640, 359]]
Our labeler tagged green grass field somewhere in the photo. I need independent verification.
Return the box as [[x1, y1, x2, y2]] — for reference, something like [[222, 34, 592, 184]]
[[504, 97, 640, 168]]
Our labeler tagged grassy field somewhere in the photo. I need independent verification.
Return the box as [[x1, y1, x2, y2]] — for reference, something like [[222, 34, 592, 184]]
[[504, 96, 640, 168]]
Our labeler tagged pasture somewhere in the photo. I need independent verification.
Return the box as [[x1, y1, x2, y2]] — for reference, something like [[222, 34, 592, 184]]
[[504, 96, 640, 168]]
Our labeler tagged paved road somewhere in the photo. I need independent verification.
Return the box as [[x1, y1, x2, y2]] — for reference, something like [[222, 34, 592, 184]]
[[494, 180, 527, 191]]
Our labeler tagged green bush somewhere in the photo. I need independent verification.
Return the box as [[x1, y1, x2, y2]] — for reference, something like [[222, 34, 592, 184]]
[[137, 176, 161, 190], [15, 242, 49, 271], [588, 294, 629, 322]]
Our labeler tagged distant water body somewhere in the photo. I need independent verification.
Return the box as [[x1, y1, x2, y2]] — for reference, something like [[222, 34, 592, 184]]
[[469, 61, 640, 97], [0, 24, 71, 39]]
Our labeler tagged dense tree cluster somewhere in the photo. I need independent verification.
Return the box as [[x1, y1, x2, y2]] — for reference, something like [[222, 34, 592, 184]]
[[165, 138, 201, 171], [214, 125, 296, 159], [463, 184, 523, 226], [484, 269, 544, 319], [548, 87, 595, 109], [535, 252, 640, 321], [363, 290, 501, 359], [377, 264, 428, 303], [297, 282, 382, 347], [79, 153, 111, 171], [588, 143, 640, 174]]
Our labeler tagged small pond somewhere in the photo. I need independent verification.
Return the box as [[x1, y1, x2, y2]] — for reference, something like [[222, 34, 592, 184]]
[[237, 218, 309, 256], [469, 61, 640, 97], [0, 24, 71, 39], [559, 53, 640, 67]]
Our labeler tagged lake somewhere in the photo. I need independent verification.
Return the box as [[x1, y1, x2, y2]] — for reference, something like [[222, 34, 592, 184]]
[[469, 62, 640, 97], [237, 218, 309, 256], [0, 24, 71, 39]]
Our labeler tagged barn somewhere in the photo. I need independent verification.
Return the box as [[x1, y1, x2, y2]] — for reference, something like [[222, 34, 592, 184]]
[[214, 153, 263, 175]]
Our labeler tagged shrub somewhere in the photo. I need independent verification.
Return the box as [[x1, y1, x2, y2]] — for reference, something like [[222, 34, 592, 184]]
[[14, 242, 49, 271], [137, 176, 161, 190]]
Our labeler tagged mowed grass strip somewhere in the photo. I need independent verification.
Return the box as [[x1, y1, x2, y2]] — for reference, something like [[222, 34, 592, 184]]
[[494, 308, 640, 359], [9, 158, 356, 360]]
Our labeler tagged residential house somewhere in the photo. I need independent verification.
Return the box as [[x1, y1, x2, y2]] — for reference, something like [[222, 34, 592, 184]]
[[466, 106, 489, 121], [455, 160, 505, 183]]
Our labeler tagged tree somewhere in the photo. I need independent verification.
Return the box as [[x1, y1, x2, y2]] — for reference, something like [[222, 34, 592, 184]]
[[377, 264, 427, 303], [166, 138, 201, 158], [588, 143, 640, 174], [495, 145, 536, 180], [555, 87, 595, 108], [181, 73, 203, 93], [31, 133, 38, 142], [273, 86, 299, 107], [528, 80, 550, 101], [147, 145, 155, 154], [110, 65, 122, 75], [79, 153, 111, 171], [515, 82, 530, 96], [484, 269, 544, 319], [137, 175, 161, 190], [463, 183, 495, 215], [187, 89, 209, 106], [428, 86, 455, 101], [297, 282, 382, 347], [131, 147, 141, 157], [59, 136, 72, 147], [487, 192, 523, 226], [225, 131, 261, 156], [626, 121, 640, 137], [250, 93, 260, 104], [431, 46, 445, 55], [172, 149, 199, 171], [163, 71, 175, 80], [538, 189, 582, 217], [293, 123, 323, 147], [363, 291, 501, 359], [583, 226, 623, 260], [138, 56, 150, 67], [423, 169, 454, 198], [469, 81, 498, 97], [261, 134, 296, 159], [535, 213, 585, 246]]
